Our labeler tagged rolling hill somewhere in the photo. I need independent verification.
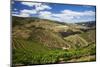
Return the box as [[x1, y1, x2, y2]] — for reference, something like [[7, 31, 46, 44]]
[[12, 16, 96, 65]]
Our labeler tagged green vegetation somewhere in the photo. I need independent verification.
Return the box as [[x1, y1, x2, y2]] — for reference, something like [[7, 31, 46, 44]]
[[12, 16, 96, 66], [64, 34, 88, 49], [79, 30, 96, 43], [12, 39, 96, 65]]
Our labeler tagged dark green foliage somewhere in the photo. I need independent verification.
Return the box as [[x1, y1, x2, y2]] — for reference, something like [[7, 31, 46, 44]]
[[12, 37, 96, 65]]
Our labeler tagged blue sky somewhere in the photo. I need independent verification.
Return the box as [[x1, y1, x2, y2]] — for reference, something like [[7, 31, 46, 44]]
[[12, 1, 96, 23]]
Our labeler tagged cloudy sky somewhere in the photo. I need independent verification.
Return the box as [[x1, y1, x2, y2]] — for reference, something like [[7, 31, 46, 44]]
[[12, 1, 96, 23]]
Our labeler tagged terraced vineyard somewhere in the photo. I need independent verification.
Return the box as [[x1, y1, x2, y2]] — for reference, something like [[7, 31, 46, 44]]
[[12, 16, 96, 66]]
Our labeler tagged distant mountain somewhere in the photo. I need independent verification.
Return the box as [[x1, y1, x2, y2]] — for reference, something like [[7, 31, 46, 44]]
[[76, 21, 96, 27]]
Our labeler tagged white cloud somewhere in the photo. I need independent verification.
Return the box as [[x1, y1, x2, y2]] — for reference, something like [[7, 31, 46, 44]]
[[38, 10, 95, 22], [14, 8, 17, 11], [21, 2, 51, 11], [39, 11, 52, 17], [53, 13, 74, 20], [12, 13, 30, 17], [38, 11, 53, 21], [12, 9, 37, 17], [82, 11, 95, 16], [21, 9, 37, 14], [38, 11, 63, 22], [21, 2, 41, 7], [61, 10, 81, 16], [35, 4, 51, 11], [38, 10, 75, 22], [53, 10, 95, 22], [19, 13, 30, 17], [61, 10, 95, 16], [12, 9, 95, 22]]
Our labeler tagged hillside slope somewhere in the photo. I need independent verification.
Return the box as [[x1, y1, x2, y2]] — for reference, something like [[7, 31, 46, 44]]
[[13, 16, 95, 49], [12, 16, 96, 65]]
